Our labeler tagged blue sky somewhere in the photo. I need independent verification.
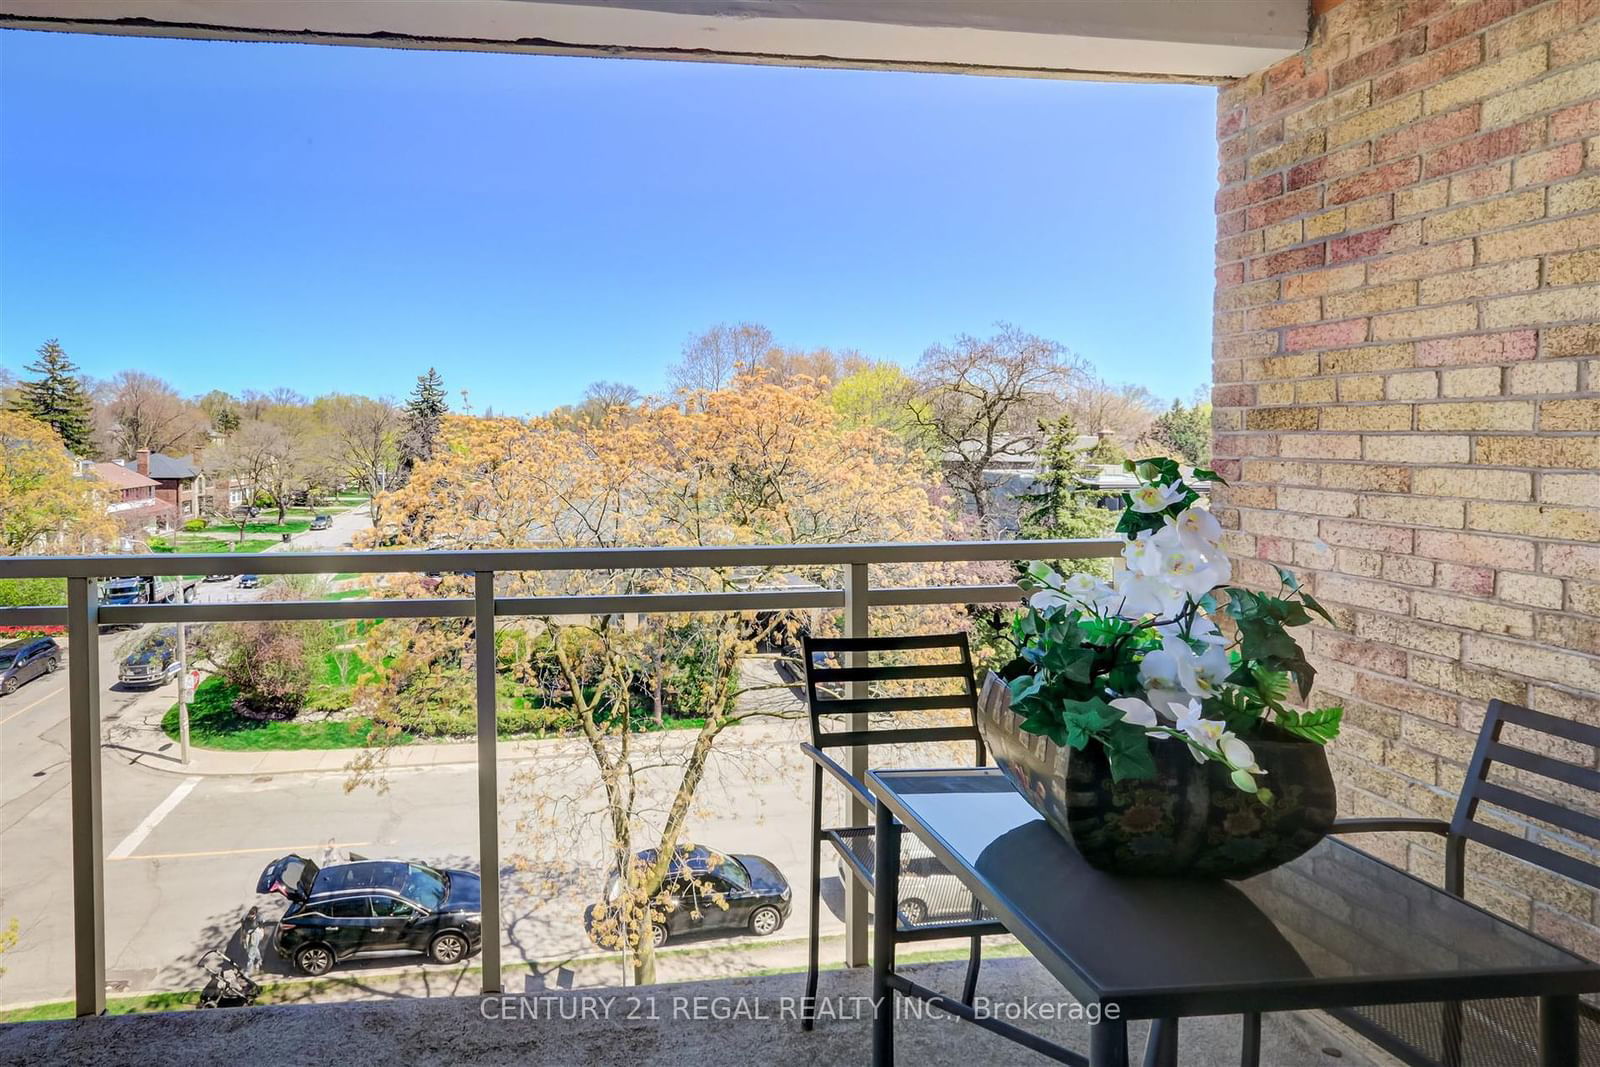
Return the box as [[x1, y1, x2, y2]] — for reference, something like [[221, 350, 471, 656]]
[[0, 30, 1217, 415]]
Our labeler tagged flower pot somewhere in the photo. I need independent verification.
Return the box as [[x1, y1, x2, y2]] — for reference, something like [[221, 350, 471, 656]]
[[977, 673, 1337, 880]]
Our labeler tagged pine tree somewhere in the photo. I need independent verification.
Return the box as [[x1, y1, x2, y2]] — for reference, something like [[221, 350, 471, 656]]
[[10, 339, 95, 456], [1017, 414, 1114, 575], [400, 368, 449, 474]]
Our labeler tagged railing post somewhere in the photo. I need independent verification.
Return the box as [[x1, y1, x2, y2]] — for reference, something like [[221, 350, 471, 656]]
[[474, 570, 502, 994], [66, 576, 105, 1017], [843, 561, 870, 968]]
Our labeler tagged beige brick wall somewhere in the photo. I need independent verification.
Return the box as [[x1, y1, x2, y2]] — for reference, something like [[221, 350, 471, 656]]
[[1214, 0, 1600, 956]]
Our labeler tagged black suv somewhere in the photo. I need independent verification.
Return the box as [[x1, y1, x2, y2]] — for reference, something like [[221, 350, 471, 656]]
[[257, 855, 482, 976], [584, 844, 791, 950], [0, 637, 61, 695]]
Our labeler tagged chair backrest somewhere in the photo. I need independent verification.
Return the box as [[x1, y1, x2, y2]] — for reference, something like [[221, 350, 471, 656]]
[[800, 632, 982, 756], [1447, 699, 1600, 893]]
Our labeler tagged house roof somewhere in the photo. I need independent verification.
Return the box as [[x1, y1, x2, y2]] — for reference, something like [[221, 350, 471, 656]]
[[90, 462, 161, 491], [119, 452, 199, 479]]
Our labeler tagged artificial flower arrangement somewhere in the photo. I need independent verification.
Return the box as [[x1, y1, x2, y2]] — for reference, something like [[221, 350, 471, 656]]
[[1008, 457, 1343, 803]]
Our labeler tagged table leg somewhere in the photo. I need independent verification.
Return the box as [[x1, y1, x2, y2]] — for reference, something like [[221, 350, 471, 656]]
[[1538, 995, 1578, 1067], [1240, 1012, 1261, 1067], [872, 798, 898, 1067], [1089, 1016, 1129, 1067], [1142, 1018, 1177, 1067]]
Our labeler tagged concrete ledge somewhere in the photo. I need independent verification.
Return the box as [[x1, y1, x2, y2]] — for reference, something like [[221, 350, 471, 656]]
[[1, 957, 1385, 1066]]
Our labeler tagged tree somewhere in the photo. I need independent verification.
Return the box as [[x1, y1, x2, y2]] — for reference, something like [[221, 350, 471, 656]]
[[201, 420, 286, 542], [667, 322, 774, 393], [1149, 396, 1213, 466], [909, 324, 1086, 532], [578, 381, 643, 423], [399, 368, 448, 474], [356, 379, 995, 984], [197, 389, 242, 436], [315, 394, 402, 521], [829, 361, 916, 434], [198, 580, 336, 719], [101, 371, 206, 458], [1065, 376, 1160, 441], [10, 340, 95, 456], [0, 412, 115, 554]]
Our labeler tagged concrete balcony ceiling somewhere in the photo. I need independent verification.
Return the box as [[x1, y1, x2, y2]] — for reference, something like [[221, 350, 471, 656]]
[[0, 0, 1308, 81]]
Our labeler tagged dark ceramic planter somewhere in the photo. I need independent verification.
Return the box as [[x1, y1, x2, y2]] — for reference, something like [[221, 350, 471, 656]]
[[977, 672, 1337, 880]]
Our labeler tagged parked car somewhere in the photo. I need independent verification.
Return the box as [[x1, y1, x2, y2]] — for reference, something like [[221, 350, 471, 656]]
[[584, 844, 791, 949], [0, 637, 61, 695], [257, 855, 482, 976], [309, 514, 333, 531], [237, 574, 261, 589], [837, 834, 968, 925], [118, 627, 181, 688]]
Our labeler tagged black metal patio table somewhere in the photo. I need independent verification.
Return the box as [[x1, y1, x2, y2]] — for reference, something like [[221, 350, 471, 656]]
[[865, 767, 1600, 1067]]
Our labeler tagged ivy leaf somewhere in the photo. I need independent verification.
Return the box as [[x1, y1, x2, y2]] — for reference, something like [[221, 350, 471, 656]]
[[1275, 706, 1343, 744], [1299, 592, 1335, 625], [1099, 720, 1158, 782]]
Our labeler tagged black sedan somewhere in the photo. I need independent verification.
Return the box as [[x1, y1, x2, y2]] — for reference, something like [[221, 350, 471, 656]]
[[584, 844, 791, 950], [257, 855, 481, 976]]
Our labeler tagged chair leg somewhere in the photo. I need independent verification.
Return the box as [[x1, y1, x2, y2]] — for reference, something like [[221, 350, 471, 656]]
[[1143, 1018, 1178, 1067], [1240, 1012, 1261, 1067], [1441, 1000, 1463, 1067], [960, 894, 982, 1006], [803, 764, 823, 1031]]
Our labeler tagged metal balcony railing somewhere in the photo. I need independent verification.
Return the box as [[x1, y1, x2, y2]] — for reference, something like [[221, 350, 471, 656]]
[[0, 537, 1122, 1016]]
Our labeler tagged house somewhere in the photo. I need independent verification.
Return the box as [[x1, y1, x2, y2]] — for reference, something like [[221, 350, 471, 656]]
[[88, 461, 175, 538], [117, 448, 212, 520]]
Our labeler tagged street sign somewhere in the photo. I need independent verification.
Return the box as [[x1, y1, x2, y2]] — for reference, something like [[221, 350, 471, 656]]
[[184, 669, 200, 695]]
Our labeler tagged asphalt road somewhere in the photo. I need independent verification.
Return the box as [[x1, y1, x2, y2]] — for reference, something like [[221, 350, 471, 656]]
[[0, 584, 836, 1007]]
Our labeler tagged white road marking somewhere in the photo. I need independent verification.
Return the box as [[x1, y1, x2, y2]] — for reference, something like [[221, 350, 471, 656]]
[[111, 841, 372, 862], [108, 777, 202, 860], [0, 684, 65, 727]]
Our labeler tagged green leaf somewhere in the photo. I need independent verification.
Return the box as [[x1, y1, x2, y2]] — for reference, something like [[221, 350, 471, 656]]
[[1299, 592, 1335, 625], [1100, 720, 1158, 782], [1275, 705, 1343, 744], [1273, 565, 1300, 592], [1250, 666, 1292, 706]]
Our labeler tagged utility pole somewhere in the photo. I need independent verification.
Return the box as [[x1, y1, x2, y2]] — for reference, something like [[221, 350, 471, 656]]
[[177, 621, 191, 764]]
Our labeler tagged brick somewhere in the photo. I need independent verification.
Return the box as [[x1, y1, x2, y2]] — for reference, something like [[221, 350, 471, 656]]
[[1243, 299, 1323, 330], [1415, 529, 1538, 570], [1385, 370, 1439, 400], [1286, 318, 1369, 350], [1241, 509, 1321, 540], [1483, 60, 1600, 127], [1249, 352, 1321, 378], [1545, 324, 1600, 357], [1423, 190, 1546, 242], [1317, 573, 1413, 614], [1512, 142, 1586, 187], [1476, 212, 1600, 262], [1548, 174, 1600, 215], [1277, 486, 1361, 516], [1417, 259, 1540, 303], [1245, 406, 1320, 430], [1256, 381, 1293, 405], [1278, 433, 1361, 459], [1250, 131, 1329, 177], [1358, 611, 1463, 657], [1414, 466, 1532, 499], [1395, 178, 1450, 216], [1382, 553, 1436, 585], [1547, 248, 1600, 285], [1305, 207, 1349, 239], [1321, 404, 1414, 431], [1216, 279, 1281, 310], [1551, 99, 1600, 140], [1468, 501, 1600, 539], [1264, 219, 1303, 249], [1551, 14, 1600, 66], [1415, 591, 1535, 638], [1334, 30, 1427, 89], [1357, 674, 1461, 723], [1415, 330, 1537, 366], [1241, 458, 1319, 484], [1439, 365, 1505, 397], [1435, 561, 1496, 595], [1338, 374, 1386, 401], [1251, 244, 1328, 279], [1329, 221, 1422, 263], [1330, 93, 1424, 147], [1330, 158, 1422, 204], [1474, 434, 1600, 467], [1321, 518, 1415, 553], [1376, 35, 1485, 102], [1366, 240, 1475, 284], [1216, 172, 1284, 214], [1498, 571, 1566, 608], [1363, 433, 1469, 463], [1541, 472, 1600, 505], [1423, 119, 1543, 177], [1506, 360, 1580, 394], [1486, 285, 1600, 329], [1297, 378, 1339, 404], [1537, 613, 1600, 656], [1247, 186, 1324, 229], [1371, 303, 1478, 340], [1287, 143, 1374, 190], [1416, 400, 1535, 431], [1427, 0, 1516, 48], [1283, 262, 1366, 297], [1320, 462, 1412, 492], [1326, 282, 1419, 317], [1321, 342, 1416, 373], [1286, 82, 1376, 138], [1317, 631, 1409, 676], [1359, 494, 1466, 528], [1570, 580, 1600, 615], [1448, 161, 1514, 203], [1420, 46, 1547, 115], [1489, 0, 1594, 56], [1375, 105, 1481, 162], [1464, 634, 1600, 691], [1248, 68, 1329, 123], [1400, 715, 1479, 766]]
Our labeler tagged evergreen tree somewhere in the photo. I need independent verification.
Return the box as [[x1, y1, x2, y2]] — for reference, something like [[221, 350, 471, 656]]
[[1149, 398, 1212, 466], [10, 339, 95, 456], [400, 368, 449, 475], [212, 406, 241, 435], [1017, 414, 1115, 579]]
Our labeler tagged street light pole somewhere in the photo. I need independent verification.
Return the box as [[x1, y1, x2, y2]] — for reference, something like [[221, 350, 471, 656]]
[[176, 620, 191, 765]]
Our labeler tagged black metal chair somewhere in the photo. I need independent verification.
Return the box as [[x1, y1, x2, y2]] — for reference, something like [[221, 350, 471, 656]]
[[798, 631, 1002, 1030], [1258, 698, 1600, 1067]]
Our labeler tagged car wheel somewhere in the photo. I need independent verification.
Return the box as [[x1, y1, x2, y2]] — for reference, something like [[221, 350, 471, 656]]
[[651, 923, 669, 949], [1, 677, 16, 696], [182, 587, 194, 603], [44, 658, 59, 674], [898, 898, 928, 925], [294, 944, 335, 976], [429, 932, 469, 965], [748, 905, 782, 937]]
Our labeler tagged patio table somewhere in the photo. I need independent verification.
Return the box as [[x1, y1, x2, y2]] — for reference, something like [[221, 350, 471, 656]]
[[865, 767, 1600, 1067]]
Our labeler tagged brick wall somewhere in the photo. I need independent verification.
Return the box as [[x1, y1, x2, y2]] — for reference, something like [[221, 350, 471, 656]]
[[1212, 0, 1600, 958]]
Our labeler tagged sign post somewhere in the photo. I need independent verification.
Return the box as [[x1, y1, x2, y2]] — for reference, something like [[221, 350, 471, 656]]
[[177, 624, 194, 765]]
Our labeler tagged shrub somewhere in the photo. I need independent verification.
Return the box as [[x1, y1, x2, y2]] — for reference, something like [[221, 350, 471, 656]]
[[196, 586, 334, 719], [182, 519, 207, 533], [0, 578, 66, 608]]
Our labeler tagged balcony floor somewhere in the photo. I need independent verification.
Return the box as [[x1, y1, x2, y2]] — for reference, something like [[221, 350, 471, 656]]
[[1, 957, 1386, 1065]]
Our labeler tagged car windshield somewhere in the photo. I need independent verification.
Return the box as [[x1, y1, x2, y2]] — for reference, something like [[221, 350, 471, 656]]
[[0, 652, 15, 668], [401, 865, 448, 911], [711, 856, 751, 890]]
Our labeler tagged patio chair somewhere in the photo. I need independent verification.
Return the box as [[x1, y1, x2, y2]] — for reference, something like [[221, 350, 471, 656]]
[[1251, 698, 1600, 1067], [798, 631, 996, 1030]]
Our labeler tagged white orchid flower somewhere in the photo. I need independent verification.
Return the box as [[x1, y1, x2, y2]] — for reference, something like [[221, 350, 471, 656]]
[[1166, 636, 1232, 698], [1060, 571, 1115, 610], [1156, 615, 1228, 648], [1112, 568, 1186, 620], [1121, 529, 1167, 576], [1028, 588, 1070, 614], [1136, 650, 1191, 717], [1178, 464, 1197, 484], [1220, 734, 1262, 774], [1167, 505, 1222, 550], [1108, 696, 1160, 728], [1128, 480, 1185, 514]]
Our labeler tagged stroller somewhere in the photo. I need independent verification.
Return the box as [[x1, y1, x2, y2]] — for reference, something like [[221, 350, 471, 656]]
[[197, 948, 261, 1009]]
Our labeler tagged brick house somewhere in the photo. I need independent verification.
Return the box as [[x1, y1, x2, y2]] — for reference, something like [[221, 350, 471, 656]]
[[1213, 0, 1600, 960], [87, 460, 174, 538], [117, 447, 209, 521]]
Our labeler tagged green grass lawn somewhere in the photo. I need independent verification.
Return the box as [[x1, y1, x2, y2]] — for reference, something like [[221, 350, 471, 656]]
[[323, 588, 373, 601], [151, 537, 278, 554], [161, 677, 409, 752]]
